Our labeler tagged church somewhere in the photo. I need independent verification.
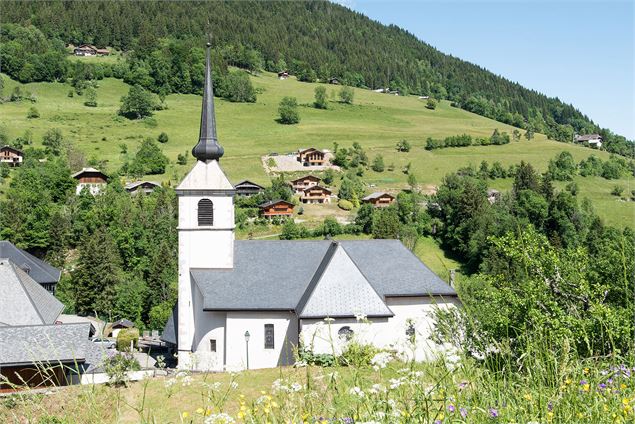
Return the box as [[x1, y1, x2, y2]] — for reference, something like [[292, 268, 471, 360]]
[[162, 44, 460, 371]]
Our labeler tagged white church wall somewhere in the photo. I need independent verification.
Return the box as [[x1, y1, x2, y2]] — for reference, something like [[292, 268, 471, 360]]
[[225, 311, 298, 370], [300, 296, 460, 362], [191, 285, 227, 372]]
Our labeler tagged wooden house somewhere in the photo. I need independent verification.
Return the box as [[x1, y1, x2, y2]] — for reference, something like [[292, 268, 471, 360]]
[[328, 77, 340, 85], [74, 44, 110, 56], [125, 181, 161, 195], [72, 167, 108, 195], [259, 200, 294, 218], [362, 192, 395, 207], [278, 71, 289, 80], [290, 175, 321, 193], [297, 148, 326, 166], [574, 134, 603, 148], [234, 180, 265, 197], [0, 145, 24, 167], [301, 185, 332, 204]]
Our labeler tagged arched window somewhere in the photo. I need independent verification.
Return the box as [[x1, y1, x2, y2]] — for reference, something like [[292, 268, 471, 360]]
[[198, 199, 214, 226], [338, 326, 354, 341]]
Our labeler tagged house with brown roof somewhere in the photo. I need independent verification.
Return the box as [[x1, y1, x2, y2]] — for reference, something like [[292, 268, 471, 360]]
[[74, 44, 110, 56], [125, 181, 161, 195], [297, 148, 326, 166], [234, 180, 265, 197], [301, 185, 332, 204], [1, 145, 24, 167], [362, 192, 395, 207], [574, 134, 603, 148], [259, 200, 294, 218], [278, 71, 289, 80], [290, 175, 321, 194], [72, 168, 108, 195]]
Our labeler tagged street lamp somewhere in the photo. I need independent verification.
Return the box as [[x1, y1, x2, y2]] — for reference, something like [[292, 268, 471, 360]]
[[244, 331, 250, 370]]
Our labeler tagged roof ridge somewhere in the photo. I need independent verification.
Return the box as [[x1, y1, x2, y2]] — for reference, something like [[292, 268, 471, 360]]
[[296, 241, 340, 315], [339, 243, 391, 305], [8, 244, 59, 282]]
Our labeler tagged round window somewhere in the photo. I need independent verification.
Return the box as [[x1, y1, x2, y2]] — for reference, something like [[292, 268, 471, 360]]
[[338, 326, 354, 341]]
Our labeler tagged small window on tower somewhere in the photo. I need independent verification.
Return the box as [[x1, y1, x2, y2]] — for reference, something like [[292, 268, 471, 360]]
[[198, 199, 214, 226], [210, 339, 217, 352]]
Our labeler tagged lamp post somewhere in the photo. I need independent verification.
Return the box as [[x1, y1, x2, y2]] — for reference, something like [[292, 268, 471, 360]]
[[244, 331, 250, 370]]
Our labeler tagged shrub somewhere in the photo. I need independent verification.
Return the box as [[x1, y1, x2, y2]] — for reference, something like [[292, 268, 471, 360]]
[[83, 87, 97, 107], [116, 328, 140, 352], [26, 106, 39, 118], [338, 199, 353, 211], [339, 86, 354, 104], [177, 152, 187, 165], [104, 351, 140, 386], [611, 185, 624, 196], [314, 86, 328, 109], [396, 139, 411, 152], [219, 71, 256, 103], [157, 132, 169, 144], [42, 128, 64, 156], [67, 89, 74, 98], [339, 341, 381, 367], [130, 138, 169, 175], [371, 154, 385, 172], [278, 96, 300, 124], [119, 84, 155, 119], [425, 98, 437, 110]]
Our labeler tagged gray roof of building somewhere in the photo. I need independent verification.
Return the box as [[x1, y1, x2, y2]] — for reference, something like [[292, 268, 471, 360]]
[[125, 181, 160, 190], [575, 133, 602, 141], [0, 259, 64, 326], [234, 180, 264, 190], [71, 167, 107, 179], [0, 241, 61, 284], [362, 192, 394, 201], [0, 323, 91, 366]]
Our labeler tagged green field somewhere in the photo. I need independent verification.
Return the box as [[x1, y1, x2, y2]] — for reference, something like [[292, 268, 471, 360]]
[[0, 71, 632, 227]]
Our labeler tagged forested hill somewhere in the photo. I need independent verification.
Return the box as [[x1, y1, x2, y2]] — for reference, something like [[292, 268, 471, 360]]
[[1, 0, 632, 155]]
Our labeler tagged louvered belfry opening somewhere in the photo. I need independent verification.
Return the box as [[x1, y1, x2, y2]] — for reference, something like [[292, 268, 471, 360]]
[[198, 199, 214, 226]]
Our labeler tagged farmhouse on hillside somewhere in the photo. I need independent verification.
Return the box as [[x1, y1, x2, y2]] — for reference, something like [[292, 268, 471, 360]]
[[1, 145, 24, 167], [300, 185, 332, 204], [362, 192, 396, 207], [277, 71, 289, 79], [125, 180, 161, 195], [234, 180, 265, 197], [72, 167, 108, 195], [290, 175, 321, 193], [258, 199, 295, 218], [73, 44, 110, 56], [574, 133, 603, 148], [161, 43, 458, 372], [0, 240, 61, 294], [297, 148, 326, 166]]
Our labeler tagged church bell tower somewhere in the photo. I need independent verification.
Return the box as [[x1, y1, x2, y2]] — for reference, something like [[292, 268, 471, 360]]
[[176, 43, 235, 363]]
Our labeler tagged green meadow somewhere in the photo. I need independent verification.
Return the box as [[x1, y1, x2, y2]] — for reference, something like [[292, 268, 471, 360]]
[[0, 71, 632, 228]]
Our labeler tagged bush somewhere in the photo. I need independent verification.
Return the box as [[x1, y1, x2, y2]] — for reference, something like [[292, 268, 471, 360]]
[[219, 71, 256, 103], [425, 98, 437, 110], [26, 106, 40, 119], [42, 128, 64, 156], [177, 152, 187, 165], [371, 154, 385, 172], [129, 138, 169, 175], [339, 86, 354, 104], [104, 351, 140, 386], [611, 185, 624, 196], [396, 139, 411, 152], [83, 87, 97, 107], [119, 84, 155, 119], [338, 199, 353, 210], [339, 341, 381, 367], [314, 86, 328, 109], [157, 132, 169, 144], [278, 96, 300, 124], [116, 328, 140, 352]]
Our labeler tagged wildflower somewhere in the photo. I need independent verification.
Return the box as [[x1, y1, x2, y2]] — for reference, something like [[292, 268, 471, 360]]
[[447, 404, 456, 413], [489, 407, 499, 418], [547, 411, 554, 421], [181, 376, 193, 386], [354, 312, 367, 321], [164, 378, 177, 388], [460, 407, 468, 418], [196, 408, 205, 414], [290, 382, 302, 392], [349, 386, 365, 398], [582, 384, 590, 392], [294, 360, 308, 368], [583, 368, 589, 374], [324, 317, 335, 322], [370, 352, 392, 370], [523, 393, 532, 401], [271, 401, 279, 408], [368, 384, 386, 394], [389, 378, 403, 390], [230, 381, 238, 389], [182, 412, 190, 419], [204, 413, 235, 424]]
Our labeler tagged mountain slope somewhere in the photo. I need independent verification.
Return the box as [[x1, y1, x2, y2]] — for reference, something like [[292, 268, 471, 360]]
[[1, 0, 632, 155]]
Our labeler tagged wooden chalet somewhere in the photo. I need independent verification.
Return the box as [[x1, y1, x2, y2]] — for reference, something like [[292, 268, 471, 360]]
[[259, 200, 294, 218], [278, 71, 289, 79], [125, 181, 161, 195], [328, 77, 340, 85], [234, 180, 265, 197], [362, 192, 395, 207], [74, 44, 110, 56], [72, 167, 108, 195], [297, 148, 326, 166], [0, 145, 24, 167], [574, 133, 603, 148], [290, 175, 321, 193], [301, 185, 332, 204]]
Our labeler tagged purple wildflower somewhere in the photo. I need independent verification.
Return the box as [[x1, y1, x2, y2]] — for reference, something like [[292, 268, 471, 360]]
[[580, 380, 588, 385], [447, 404, 456, 413], [489, 407, 499, 418], [434, 421, 442, 424], [460, 407, 468, 418], [599, 383, 607, 389], [548, 402, 553, 411]]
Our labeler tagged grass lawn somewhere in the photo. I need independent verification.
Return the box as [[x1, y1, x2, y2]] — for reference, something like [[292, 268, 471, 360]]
[[0, 72, 632, 228]]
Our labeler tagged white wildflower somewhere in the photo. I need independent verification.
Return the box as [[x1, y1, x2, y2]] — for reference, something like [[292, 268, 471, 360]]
[[354, 312, 367, 321], [255, 395, 269, 405], [349, 386, 365, 398], [204, 413, 235, 424], [290, 382, 302, 392], [370, 351, 392, 370], [164, 378, 177, 388], [181, 376, 192, 386], [294, 360, 307, 368], [368, 383, 386, 394], [389, 378, 403, 390], [230, 381, 238, 390]]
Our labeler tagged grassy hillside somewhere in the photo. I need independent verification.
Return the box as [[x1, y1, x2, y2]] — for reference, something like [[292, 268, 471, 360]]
[[0, 71, 632, 227]]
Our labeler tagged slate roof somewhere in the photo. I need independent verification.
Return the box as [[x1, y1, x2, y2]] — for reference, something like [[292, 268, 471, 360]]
[[0, 259, 64, 326], [0, 241, 61, 285], [72, 167, 108, 179], [575, 134, 602, 141], [125, 181, 160, 191], [362, 192, 394, 201], [234, 180, 264, 190], [0, 323, 91, 366], [164, 239, 455, 344], [112, 318, 135, 328]]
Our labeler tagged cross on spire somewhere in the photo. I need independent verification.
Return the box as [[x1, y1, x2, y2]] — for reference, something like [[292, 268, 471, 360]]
[[192, 41, 224, 162]]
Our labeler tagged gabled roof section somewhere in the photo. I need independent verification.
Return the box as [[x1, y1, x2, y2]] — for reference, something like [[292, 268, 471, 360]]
[[0, 323, 91, 366], [259, 199, 294, 208], [176, 159, 234, 193], [1, 145, 23, 154], [290, 175, 321, 184], [363, 192, 394, 201], [72, 167, 108, 180], [125, 181, 160, 191], [0, 241, 61, 284], [0, 259, 64, 326], [234, 180, 265, 190], [302, 185, 331, 194], [297, 243, 393, 319]]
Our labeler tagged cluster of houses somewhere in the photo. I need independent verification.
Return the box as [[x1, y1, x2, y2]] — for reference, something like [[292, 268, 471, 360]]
[[277, 71, 339, 85]]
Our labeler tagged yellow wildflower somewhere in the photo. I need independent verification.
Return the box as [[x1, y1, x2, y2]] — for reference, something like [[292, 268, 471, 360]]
[[565, 378, 572, 385], [436, 412, 443, 420], [582, 383, 590, 392], [604, 404, 609, 412], [271, 401, 279, 408], [182, 412, 190, 418], [621, 384, 627, 390], [240, 405, 247, 412], [206, 409, 212, 416], [237, 411, 246, 419], [547, 411, 554, 421], [240, 394, 245, 399], [583, 368, 589, 374], [264, 407, 270, 414], [577, 412, 584, 419], [524, 393, 532, 401], [261, 390, 266, 395], [196, 408, 204, 415]]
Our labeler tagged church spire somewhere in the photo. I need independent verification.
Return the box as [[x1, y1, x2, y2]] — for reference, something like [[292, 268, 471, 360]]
[[192, 42, 224, 162]]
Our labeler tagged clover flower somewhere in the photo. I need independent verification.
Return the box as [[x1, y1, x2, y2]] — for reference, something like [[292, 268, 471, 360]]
[[489, 407, 499, 418], [349, 386, 365, 398]]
